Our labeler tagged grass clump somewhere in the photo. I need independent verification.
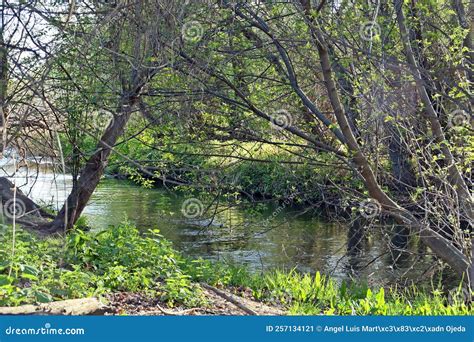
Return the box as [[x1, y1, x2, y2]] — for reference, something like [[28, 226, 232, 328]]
[[186, 260, 473, 315]]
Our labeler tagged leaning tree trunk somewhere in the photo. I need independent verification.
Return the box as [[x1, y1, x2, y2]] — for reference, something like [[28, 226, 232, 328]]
[[40, 0, 152, 234], [296, 1, 471, 284], [43, 99, 134, 233], [314, 33, 469, 276]]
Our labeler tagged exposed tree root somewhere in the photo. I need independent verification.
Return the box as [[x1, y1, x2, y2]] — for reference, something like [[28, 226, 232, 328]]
[[0, 177, 58, 234]]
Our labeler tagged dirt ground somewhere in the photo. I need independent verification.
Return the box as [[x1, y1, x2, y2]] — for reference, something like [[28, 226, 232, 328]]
[[106, 285, 285, 316]]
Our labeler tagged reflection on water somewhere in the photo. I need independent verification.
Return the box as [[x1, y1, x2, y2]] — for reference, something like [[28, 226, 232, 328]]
[[1, 164, 443, 286]]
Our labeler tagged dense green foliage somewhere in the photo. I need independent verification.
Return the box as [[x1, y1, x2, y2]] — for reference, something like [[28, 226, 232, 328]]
[[0, 225, 471, 315], [0, 224, 202, 307], [112, 140, 349, 203]]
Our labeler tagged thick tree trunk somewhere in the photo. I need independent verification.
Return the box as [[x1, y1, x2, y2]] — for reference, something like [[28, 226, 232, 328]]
[[42, 100, 134, 233]]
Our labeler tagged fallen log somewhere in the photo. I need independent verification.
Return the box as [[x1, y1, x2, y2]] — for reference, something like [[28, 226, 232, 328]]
[[0, 298, 108, 315]]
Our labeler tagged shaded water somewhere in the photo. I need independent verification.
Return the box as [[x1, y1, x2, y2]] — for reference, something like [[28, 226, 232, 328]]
[[3, 164, 442, 286]]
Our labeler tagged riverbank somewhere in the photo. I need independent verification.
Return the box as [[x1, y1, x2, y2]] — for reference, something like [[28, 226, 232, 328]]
[[108, 143, 353, 215], [2, 167, 454, 286], [0, 224, 471, 315]]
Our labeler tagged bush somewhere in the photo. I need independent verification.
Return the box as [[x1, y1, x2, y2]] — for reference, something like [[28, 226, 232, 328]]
[[0, 223, 203, 307]]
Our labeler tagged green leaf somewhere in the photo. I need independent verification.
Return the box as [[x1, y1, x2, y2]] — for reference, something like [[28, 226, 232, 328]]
[[21, 273, 39, 281], [22, 265, 39, 277], [35, 291, 53, 303], [0, 275, 14, 286]]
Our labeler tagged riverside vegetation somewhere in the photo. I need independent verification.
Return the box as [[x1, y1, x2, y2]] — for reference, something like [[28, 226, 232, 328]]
[[0, 223, 471, 315], [0, 0, 472, 316]]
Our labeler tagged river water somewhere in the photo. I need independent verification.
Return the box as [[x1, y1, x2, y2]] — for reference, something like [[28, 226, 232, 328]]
[[2, 162, 446, 287]]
